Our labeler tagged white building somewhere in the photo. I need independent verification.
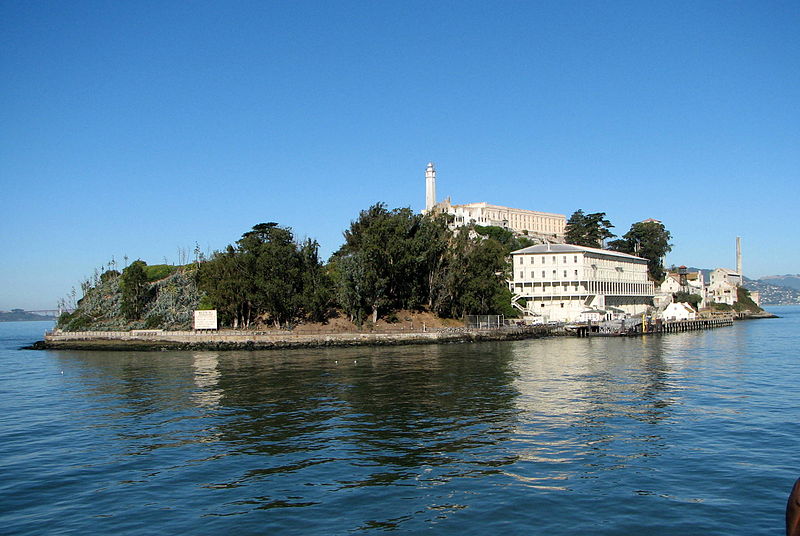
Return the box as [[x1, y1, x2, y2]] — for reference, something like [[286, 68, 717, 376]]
[[655, 268, 707, 309], [510, 244, 655, 323], [660, 302, 697, 321], [708, 280, 738, 306], [706, 267, 742, 306], [709, 267, 742, 288], [423, 163, 566, 241]]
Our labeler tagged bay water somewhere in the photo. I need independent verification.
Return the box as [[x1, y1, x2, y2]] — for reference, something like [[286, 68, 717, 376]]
[[1, 308, 798, 535]]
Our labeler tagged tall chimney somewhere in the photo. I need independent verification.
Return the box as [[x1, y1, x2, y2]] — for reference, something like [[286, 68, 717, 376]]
[[736, 236, 742, 276], [425, 162, 436, 212]]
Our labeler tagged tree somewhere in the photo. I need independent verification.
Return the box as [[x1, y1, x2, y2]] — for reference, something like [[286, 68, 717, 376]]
[[197, 223, 324, 328], [332, 203, 424, 323], [299, 238, 334, 322], [120, 260, 150, 321], [564, 209, 615, 248], [608, 220, 672, 282], [674, 291, 702, 309], [474, 225, 537, 254]]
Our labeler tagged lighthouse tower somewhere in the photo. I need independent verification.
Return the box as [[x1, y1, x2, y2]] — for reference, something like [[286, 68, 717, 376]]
[[425, 162, 436, 212], [736, 236, 742, 277]]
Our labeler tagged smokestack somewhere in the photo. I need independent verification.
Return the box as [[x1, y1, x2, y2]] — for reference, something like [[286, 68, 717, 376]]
[[736, 236, 742, 276], [425, 162, 436, 212]]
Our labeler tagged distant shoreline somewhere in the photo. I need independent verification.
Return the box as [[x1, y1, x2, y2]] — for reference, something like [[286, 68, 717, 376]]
[[0, 315, 56, 323]]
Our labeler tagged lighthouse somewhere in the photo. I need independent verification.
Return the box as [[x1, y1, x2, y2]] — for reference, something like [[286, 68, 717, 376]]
[[425, 162, 436, 212]]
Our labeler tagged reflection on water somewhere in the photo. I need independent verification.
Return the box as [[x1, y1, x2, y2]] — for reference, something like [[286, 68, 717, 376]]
[[192, 353, 222, 408], [2, 310, 799, 535]]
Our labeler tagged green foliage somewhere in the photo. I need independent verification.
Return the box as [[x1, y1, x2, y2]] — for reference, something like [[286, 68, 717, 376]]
[[100, 269, 120, 283], [120, 260, 150, 321], [198, 223, 333, 328], [734, 286, 762, 313], [332, 204, 427, 323], [427, 226, 514, 319], [710, 302, 733, 311], [474, 225, 514, 247], [564, 210, 615, 248], [144, 264, 177, 282], [674, 291, 702, 309], [474, 225, 537, 254], [56, 311, 71, 328], [58, 310, 90, 331], [197, 295, 215, 310], [144, 313, 164, 329], [330, 208, 516, 324], [608, 220, 672, 282]]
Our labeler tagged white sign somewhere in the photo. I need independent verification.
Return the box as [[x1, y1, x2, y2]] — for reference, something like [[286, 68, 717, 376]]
[[194, 310, 218, 330]]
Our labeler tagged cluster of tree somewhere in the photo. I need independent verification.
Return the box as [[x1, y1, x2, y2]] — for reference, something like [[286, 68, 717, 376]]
[[564, 209, 672, 282], [564, 210, 615, 248], [329, 204, 521, 325], [197, 223, 332, 328], [195, 205, 523, 328]]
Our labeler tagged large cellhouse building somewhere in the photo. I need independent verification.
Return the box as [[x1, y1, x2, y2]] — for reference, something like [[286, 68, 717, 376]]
[[422, 162, 566, 241], [510, 243, 655, 322]]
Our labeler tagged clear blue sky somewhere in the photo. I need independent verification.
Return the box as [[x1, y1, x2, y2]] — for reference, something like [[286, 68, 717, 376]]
[[2, 1, 798, 310]]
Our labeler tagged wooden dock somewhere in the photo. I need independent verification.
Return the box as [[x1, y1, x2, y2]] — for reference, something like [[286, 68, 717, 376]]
[[572, 316, 734, 338]]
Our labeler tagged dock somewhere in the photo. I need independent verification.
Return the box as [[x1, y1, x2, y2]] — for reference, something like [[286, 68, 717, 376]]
[[571, 316, 734, 338]]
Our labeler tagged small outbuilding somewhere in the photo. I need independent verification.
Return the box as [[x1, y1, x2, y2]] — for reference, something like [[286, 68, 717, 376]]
[[661, 302, 696, 321]]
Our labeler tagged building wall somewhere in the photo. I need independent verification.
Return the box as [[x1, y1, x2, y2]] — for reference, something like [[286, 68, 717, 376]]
[[510, 247, 655, 322], [708, 281, 738, 305], [710, 268, 742, 287], [445, 201, 566, 239]]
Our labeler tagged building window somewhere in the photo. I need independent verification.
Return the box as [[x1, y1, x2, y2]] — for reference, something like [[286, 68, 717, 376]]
[[574, 270, 578, 276], [560, 303, 564, 308], [519, 271, 523, 279], [542, 271, 545, 278], [563, 256, 567, 263], [563, 271, 567, 277], [574, 256, 578, 262]]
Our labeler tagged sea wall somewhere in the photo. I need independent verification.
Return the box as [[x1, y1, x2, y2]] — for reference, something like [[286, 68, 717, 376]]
[[35, 326, 552, 351]]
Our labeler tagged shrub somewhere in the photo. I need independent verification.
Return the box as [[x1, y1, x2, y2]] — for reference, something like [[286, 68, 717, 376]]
[[144, 264, 177, 282], [66, 314, 90, 331], [144, 313, 164, 329]]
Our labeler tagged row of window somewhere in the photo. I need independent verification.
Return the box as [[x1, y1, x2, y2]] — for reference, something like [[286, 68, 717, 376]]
[[519, 270, 579, 279], [518, 255, 579, 265]]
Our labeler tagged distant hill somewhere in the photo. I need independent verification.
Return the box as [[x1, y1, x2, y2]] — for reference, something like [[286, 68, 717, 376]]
[[0, 309, 56, 322], [759, 274, 800, 291], [742, 279, 800, 305]]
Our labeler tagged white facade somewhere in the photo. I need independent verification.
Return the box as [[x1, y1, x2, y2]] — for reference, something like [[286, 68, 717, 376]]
[[510, 244, 655, 323], [660, 302, 696, 321], [709, 268, 742, 288], [708, 280, 738, 306], [655, 270, 707, 309], [422, 163, 566, 240], [443, 200, 566, 240], [425, 162, 436, 212]]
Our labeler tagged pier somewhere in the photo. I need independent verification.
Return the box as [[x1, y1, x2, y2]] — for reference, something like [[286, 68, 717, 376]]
[[572, 316, 734, 338]]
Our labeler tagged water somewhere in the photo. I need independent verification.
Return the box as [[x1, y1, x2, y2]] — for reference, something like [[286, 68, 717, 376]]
[[1, 309, 798, 535]]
